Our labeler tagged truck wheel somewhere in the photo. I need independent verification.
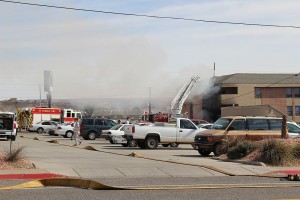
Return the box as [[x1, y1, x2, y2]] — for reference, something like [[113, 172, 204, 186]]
[[128, 140, 137, 147], [162, 144, 169, 147], [198, 149, 211, 157], [145, 137, 158, 149], [170, 143, 179, 147], [37, 128, 44, 134], [213, 143, 226, 156], [65, 131, 73, 138], [88, 131, 97, 140]]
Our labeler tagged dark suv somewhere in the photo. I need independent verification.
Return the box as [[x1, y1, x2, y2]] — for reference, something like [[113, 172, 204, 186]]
[[80, 118, 116, 140]]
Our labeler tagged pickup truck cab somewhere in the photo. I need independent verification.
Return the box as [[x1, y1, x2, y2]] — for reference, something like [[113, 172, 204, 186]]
[[124, 118, 204, 149], [0, 112, 17, 141]]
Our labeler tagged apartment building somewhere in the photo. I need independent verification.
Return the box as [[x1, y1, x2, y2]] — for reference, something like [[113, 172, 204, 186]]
[[183, 73, 300, 123]]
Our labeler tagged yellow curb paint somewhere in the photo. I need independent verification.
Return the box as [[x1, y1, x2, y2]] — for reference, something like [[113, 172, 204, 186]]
[[0, 180, 44, 190]]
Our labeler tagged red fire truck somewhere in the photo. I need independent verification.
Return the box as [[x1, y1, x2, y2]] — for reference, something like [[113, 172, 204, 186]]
[[17, 107, 82, 130]]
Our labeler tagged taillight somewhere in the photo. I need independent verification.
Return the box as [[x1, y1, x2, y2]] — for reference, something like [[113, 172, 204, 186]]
[[132, 126, 135, 133], [14, 122, 17, 129]]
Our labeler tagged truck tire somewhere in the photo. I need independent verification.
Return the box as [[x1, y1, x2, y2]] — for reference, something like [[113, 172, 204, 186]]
[[37, 127, 44, 134], [162, 144, 169, 147], [88, 131, 97, 140], [145, 137, 158, 149], [170, 143, 179, 147], [198, 149, 211, 157]]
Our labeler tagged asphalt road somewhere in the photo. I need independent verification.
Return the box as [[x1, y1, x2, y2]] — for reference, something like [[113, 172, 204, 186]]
[[1, 184, 300, 200]]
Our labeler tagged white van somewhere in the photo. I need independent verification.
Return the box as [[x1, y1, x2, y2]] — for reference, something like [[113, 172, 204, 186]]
[[0, 112, 17, 141]]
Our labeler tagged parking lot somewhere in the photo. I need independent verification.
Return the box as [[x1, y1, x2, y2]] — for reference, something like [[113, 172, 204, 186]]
[[0, 131, 288, 179]]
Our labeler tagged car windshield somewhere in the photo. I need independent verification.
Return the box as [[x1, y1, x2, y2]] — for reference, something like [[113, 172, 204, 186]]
[[288, 123, 300, 133], [109, 124, 123, 130], [211, 118, 232, 130]]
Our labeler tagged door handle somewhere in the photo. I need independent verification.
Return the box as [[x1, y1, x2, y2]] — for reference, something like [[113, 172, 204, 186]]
[[179, 130, 183, 132]]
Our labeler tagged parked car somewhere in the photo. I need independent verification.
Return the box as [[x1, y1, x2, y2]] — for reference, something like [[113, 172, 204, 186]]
[[80, 117, 117, 140], [101, 123, 150, 147], [28, 120, 59, 133], [0, 112, 17, 141], [197, 123, 213, 129], [192, 116, 300, 157], [101, 124, 125, 144], [54, 122, 74, 138], [287, 121, 300, 138]]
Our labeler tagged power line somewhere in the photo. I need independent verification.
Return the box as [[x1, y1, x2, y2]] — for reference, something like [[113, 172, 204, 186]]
[[222, 73, 300, 102], [1, 0, 300, 29]]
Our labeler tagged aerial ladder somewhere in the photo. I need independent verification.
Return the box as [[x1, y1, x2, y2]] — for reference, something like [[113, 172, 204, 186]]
[[170, 75, 200, 118]]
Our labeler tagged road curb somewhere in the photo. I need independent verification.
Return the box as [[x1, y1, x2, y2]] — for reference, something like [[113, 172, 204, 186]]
[[1, 178, 300, 191], [212, 157, 267, 166], [0, 173, 66, 180]]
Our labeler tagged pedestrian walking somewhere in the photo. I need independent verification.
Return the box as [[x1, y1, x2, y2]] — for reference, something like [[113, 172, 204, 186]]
[[73, 118, 82, 146]]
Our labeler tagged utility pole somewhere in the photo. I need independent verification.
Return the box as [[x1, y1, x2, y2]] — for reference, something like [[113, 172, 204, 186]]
[[213, 62, 216, 77], [148, 87, 152, 115]]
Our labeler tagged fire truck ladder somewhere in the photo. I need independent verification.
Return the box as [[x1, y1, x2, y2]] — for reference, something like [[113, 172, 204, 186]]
[[170, 75, 200, 117]]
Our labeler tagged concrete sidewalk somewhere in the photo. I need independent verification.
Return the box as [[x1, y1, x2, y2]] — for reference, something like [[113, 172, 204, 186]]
[[0, 134, 299, 180]]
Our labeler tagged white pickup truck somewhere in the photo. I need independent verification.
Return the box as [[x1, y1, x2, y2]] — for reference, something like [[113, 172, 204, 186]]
[[124, 118, 204, 149]]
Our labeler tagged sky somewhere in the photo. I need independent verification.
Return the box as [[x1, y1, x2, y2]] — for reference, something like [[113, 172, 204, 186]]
[[0, 0, 299, 101]]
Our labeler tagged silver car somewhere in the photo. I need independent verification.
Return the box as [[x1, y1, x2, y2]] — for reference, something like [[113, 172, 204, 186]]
[[28, 120, 59, 133]]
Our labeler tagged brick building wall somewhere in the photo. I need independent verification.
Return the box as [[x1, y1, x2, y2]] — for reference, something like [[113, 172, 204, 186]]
[[261, 88, 287, 115]]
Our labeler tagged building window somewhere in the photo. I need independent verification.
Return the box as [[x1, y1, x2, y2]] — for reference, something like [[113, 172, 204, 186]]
[[287, 106, 293, 116], [296, 106, 300, 116], [287, 88, 292, 98], [295, 88, 300, 98], [221, 87, 238, 94], [255, 88, 261, 98]]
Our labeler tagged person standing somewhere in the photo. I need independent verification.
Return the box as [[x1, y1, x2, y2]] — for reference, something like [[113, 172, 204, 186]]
[[73, 118, 82, 146], [126, 117, 131, 124]]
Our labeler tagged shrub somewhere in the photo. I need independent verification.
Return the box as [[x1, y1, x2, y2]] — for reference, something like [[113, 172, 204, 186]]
[[260, 139, 294, 166], [4, 146, 26, 162], [293, 143, 300, 158], [227, 140, 257, 159], [220, 136, 245, 154]]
